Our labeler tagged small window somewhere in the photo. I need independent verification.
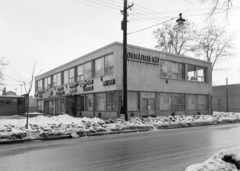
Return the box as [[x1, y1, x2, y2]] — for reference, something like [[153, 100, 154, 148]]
[[77, 65, 84, 82], [86, 94, 93, 111], [6, 101, 11, 105], [218, 99, 224, 107], [69, 68, 74, 83], [0, 101, 4, 105], [95, 58, 104, 77], [105, 54, 114, 75]]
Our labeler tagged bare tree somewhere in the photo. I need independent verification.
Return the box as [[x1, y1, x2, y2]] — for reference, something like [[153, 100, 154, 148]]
[[10, 62, 36, 129], [152, 21, 198, 56], [195, 24, 234, 70], [189, 0, 233, 18]]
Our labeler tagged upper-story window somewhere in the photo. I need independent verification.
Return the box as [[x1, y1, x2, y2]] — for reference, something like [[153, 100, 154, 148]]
[[53, 73, 61, 87], [64, 70, 68, 85], [84, 62, 92, 80], [37, 80, 42, 91], [95, 58, 104, 77], [94, 54, 114, 78], [105, 54, 114, 75], [188, 65, 206, 82], [160, 60, 184, 80], [44, 77, 51, 89], [69, 68, 74, 83], [77, 62, 92, 81], [77, 65, 84, 82]]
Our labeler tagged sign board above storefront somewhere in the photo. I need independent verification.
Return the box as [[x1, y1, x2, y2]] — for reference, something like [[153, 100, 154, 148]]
[[103, 79, 115, 86], [83, 86, 93, 91], [127, 52, 159, 65], [142, 92, 155, 98]]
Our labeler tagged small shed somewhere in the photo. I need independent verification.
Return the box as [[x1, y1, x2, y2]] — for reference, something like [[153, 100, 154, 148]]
[[0, 95, 25, 116]]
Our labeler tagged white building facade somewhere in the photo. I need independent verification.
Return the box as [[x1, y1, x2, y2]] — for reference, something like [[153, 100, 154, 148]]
[[35, 42, 212, 119]]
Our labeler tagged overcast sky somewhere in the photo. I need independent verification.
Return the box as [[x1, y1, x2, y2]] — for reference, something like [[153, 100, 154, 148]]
[[1, 0, 240, 95]]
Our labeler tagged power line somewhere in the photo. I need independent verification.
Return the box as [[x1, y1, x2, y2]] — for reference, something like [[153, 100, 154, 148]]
[[128, 17, 176, 35]]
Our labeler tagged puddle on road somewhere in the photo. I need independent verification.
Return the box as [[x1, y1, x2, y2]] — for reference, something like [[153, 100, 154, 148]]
[[0, 144, 67, 157], [214, 125, 239, 131]]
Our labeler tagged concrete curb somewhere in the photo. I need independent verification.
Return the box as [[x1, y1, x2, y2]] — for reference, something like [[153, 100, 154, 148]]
[[0, 122, 239, 145]]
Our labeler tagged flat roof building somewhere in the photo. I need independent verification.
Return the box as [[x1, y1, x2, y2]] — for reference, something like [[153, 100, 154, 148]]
[[212, 84, 240, 112], [34, 42, 212, 119]]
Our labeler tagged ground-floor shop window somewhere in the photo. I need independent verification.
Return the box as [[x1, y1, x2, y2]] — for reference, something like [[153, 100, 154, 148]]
[[188, 95, 197, 110], [96, 93, 106, 111], [159, 93, 172, 110], [172, 94, 185, 110], [198, 95, 208, 110], [218, 99, 224, 107], [38, 100, 44, 112], [60, 99, 65, 113], [77, 95, 85, 111], [128, 92, 139, 111], [106, 91, 118, 111], [86, 94, 93, 111]]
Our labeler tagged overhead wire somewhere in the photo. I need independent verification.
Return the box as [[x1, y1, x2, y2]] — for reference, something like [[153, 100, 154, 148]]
[[71, 0, 119, 14]]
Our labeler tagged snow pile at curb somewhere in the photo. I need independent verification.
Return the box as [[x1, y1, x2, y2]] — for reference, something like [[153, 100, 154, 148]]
[[0, 112, 240, 142], [185, 150, 240, 171]]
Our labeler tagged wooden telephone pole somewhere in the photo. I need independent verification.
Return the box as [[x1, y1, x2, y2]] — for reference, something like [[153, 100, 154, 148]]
[[121, 0, 133, 121]]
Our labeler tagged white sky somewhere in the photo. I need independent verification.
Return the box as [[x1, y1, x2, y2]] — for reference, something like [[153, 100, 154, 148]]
[[1, 0, 240, 95]]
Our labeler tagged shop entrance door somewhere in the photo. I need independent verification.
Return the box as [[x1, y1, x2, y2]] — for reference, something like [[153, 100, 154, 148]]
[[44, 101, 49, 115], [142, 99, 155, 116], [49, 101, 54, 115]]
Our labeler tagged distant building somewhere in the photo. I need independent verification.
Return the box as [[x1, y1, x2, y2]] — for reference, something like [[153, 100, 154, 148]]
[[34, 42, 212, 119], [212, 84, 240, 112], [6, 91, 16, 95], [0, 95, 25, 116]]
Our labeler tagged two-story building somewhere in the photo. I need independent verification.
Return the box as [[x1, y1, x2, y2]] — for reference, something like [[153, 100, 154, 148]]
[[34, 42, 212, 119]]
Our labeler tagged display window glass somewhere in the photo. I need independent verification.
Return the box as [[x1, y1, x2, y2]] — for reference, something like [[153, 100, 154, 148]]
[[96, 93, 106, 111], [128, 92, 138, 111], [86, 94, 93, 111], [188, 94, 197, 110], [198, 95, 208, 110], [106, 91, 118, 111], [159, 93, 172, 110]]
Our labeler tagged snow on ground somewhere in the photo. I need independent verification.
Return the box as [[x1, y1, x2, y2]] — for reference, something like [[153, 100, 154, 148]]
[[0, 112, 240, 142], [186, 150, 240, 171]]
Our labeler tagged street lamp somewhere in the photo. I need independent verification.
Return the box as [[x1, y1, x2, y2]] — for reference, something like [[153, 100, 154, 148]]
[[176, 13, 185, 25]]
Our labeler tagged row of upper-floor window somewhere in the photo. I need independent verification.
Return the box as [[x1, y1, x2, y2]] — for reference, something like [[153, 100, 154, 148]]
[[160, 60, 208, 82], [36, 54, 114, 91]]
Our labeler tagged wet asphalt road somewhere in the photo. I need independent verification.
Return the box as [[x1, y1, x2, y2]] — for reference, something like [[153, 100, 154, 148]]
[[1, 123, 240, 171]]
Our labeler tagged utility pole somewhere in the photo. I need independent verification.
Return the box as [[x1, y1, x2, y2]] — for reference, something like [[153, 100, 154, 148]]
[[121, 0, 133, 121]]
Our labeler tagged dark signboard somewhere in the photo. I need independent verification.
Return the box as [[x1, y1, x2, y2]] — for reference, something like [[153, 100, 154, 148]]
[[83, 86, 93, 91], [103, 79, 115, 86]]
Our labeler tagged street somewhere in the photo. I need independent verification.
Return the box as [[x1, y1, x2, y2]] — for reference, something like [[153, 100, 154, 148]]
[[1, 123, 240, 171]]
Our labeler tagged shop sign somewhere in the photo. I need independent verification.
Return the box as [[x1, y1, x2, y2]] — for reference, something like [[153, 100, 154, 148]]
[[80, 80, 94, 88], [69, 83, 78, 88], [56, 91, 65, 96], [127, 52, 160, 64], [38, 90, 44, 94], [57, 87, 64, 91], [142, 92, 155, 98], [83, 86, 93, 91], [103, 79, 115, 86], [70, 88, 77, 93]]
